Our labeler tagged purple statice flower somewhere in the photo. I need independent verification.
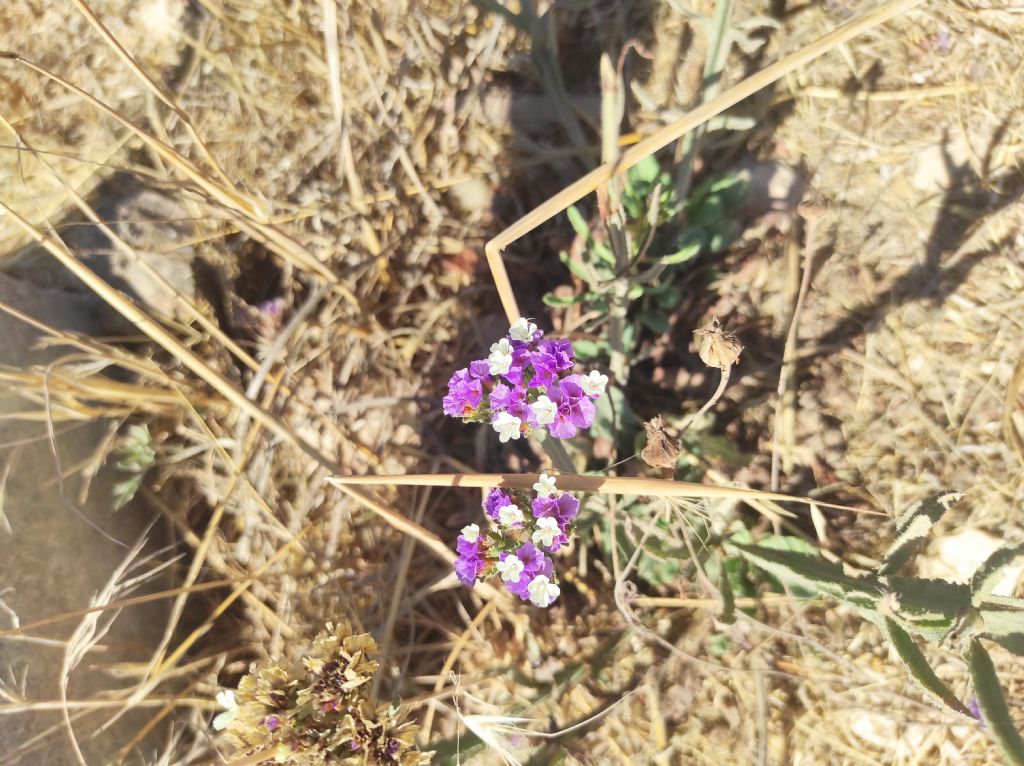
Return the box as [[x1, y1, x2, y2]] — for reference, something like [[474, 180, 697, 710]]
[[547, 375, 596, 439], [264, 715, 280, 731], [499, 343, 531, 387], [539, 338, 574, 371], [469, 360, 491, 379], [483, 488, 515, 522], [489, 382, 529, 422], [530, 494, 579, 551], [531, 493, 580, 529], [503, 542, 553, 601], [442, 368, 484, 417], [528, 350, 560, 388], [455, 531, 488, 586]]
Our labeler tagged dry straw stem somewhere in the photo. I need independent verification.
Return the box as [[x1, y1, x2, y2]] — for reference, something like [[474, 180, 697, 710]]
[[483, 0, 925, 323], [327, 473, 882, 516]]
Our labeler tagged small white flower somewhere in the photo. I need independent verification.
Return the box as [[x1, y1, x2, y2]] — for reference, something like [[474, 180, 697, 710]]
[[487, 337, 514, 376], [530, 395, 557, 426], [495, 555, 525, 583], [533, 472, 558, 498], [528, 575, 560, 607], [492, 412, 522, 443], [461, 523, 480, 543], [212, 689, 238, 731], [497, 503, 523, 527], [509, 317, 538, 342], [532, 516, 560, 548], [580, 370, 609, 397]]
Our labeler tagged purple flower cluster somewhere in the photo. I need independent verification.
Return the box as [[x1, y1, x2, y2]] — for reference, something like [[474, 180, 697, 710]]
[[443, 319, 608, 442], [454, 474, 580, 608]]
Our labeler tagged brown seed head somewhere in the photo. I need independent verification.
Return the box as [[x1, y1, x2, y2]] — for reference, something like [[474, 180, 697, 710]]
[[693, 317, 743, 369]]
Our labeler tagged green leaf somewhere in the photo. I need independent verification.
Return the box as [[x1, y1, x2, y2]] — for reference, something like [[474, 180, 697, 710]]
[[979, 605, 1024, 657], [659, 238, 702, 265], [878, 491, 963, 575], [571, 339, 607, 360], [559, 249, 599, 286], [592, 242, 616, 267], [728, 541, 883, 610], [566, 204, 590, 239], [639, 310, 668, 335], [884, 618, 971, 715], [972, 545, 1024, 607], [885, 575, 971, 642], [112, 474, 145, 510], [628, 155, 661, 186], [542, 292, 585, 307], [687, 195, 725, 229], [970, 639, 1024, 765]]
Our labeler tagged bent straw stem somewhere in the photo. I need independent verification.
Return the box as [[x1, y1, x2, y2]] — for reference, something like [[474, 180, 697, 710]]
[[483, 0, 925, 323]]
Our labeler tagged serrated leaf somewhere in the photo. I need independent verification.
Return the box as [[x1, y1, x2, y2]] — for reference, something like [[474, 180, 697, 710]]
[[970, 639, 1024, 765], [972, 545, 1024, 607], [885, 618, 971, 715], [566, 205, 590, 239], [878, 491, 964, 575]]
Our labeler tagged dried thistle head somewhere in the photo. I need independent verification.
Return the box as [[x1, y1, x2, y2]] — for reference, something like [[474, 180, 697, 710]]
[[641, 416, 681, 470], [693, 317, 743, 369], [218, 621, 431, 765]]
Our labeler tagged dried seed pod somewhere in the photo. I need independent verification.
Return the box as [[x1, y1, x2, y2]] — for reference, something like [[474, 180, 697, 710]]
[[641, 416, 681, 469], [693, 317, 743, 369]]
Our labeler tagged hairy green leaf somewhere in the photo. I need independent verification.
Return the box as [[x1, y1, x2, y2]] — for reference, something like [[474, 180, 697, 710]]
[[884, 618, 971, 715], [970, 639, 1024, 765], [878, 490, 963, 575], [728, 542, 882, 609], [972, 545, 1024, 607]]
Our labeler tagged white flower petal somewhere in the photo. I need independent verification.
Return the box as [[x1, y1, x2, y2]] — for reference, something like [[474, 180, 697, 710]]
[[461, 523, 480, 543], [580, 370, 609, 397], [527, 575, 560, 607], [530, 395, 557, 426], [497, 504, 523, 527], [532, 473, 558, 498], [509, 318, 538, 342], [495, 555, 524, 583]]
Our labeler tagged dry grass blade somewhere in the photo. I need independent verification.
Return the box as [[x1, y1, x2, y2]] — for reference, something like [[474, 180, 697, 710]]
[[0, 54, 266, 221], [328, 473, 881, 514], [482, 0, 926, 322], [67, 0, 238, 192], [0, 580, 235, 639]]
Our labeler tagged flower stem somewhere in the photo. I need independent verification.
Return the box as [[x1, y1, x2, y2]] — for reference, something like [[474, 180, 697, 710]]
[[678, 365, 731, 436]]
